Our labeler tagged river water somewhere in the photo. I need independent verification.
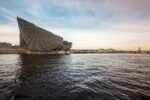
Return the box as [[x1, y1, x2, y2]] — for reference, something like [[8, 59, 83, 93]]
[[0, 54, 150, 100]]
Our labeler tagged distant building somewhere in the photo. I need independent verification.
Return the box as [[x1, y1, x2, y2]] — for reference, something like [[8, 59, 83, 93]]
[[0, 42, 12, 48], [17, 17, 72, 52], [136, 47, 142, 53], [12, 45, 20, 48], [138, 47, 141, 52], [105, 48, 116, 53]]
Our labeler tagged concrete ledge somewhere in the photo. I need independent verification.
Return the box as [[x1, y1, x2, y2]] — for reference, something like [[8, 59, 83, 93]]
[[0, 48, 71, 54], [26, 51, 71, 54], [0, 48, 26, 54]]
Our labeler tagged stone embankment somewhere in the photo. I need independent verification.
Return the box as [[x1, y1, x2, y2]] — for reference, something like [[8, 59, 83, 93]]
[[0, 48, 71, 54], [0, 48, 26, 54]]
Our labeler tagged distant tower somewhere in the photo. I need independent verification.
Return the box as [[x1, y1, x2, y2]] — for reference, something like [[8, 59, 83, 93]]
[[138, 47, 141, 53]]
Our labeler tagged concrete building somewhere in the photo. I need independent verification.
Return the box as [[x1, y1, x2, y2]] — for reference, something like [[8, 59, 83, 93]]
[[17, 17, 72, 52]]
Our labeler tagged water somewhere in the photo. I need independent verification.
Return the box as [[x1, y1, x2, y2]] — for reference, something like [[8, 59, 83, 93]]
[[0, 54, 150, 100]]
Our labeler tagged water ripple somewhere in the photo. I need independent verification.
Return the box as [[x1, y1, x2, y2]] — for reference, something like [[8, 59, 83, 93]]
[[0, 54, 150, 100]]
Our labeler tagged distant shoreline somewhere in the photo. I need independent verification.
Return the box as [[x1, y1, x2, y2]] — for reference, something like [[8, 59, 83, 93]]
[[0, 48, 150, 54], [71, 49, 150, 54]]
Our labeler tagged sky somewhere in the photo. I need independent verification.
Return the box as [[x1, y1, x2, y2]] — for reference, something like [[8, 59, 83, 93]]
[[0, 0, 150, 50]]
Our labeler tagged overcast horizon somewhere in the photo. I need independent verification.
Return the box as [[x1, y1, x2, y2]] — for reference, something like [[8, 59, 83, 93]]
[[0, 0, 150, 50]]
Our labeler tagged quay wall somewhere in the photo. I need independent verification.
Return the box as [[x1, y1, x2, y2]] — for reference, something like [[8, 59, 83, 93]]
[[0, 48, 26, 54], [0, 48, 71, 54]]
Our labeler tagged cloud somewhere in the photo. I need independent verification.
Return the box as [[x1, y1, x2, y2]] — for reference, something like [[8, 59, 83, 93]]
[[47, 0, 150, 15], [0, 7, 17, 22], [104, 0, 150, 13], [1, 0, 150, 28]]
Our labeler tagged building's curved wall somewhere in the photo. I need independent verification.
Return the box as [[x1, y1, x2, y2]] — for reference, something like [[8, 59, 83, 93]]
[[17, 17, 72, 51]]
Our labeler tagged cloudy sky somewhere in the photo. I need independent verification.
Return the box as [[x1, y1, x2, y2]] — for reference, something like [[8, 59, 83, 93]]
[[0, 0, 150, 50]]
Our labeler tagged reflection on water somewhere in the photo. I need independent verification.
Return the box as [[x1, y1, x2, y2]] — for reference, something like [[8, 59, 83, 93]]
[[15, 55, 69, 100], [0, 54, 150, 100]]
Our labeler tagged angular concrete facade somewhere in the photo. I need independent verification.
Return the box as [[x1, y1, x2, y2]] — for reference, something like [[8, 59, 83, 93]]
[[17, 17, 72, 52]]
